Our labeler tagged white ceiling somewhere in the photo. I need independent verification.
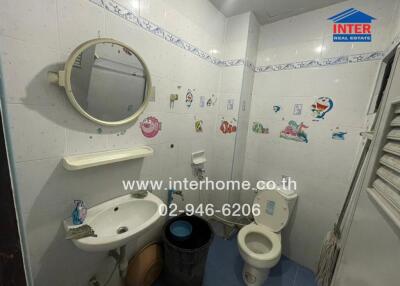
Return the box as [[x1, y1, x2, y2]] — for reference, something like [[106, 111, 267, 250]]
[[209, 0, 346, 24]]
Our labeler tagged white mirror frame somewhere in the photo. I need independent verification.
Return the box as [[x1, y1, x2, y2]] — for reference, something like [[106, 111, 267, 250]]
[[52, 38, 152, 126]]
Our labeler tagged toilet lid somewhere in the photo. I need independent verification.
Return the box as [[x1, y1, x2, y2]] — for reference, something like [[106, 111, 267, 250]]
[[253, 191, 289, 232]]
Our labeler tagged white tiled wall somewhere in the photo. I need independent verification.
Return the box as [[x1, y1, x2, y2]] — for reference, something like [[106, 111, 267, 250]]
[[2, 0, 399, 284], [256, 0, 400, 68], [242, 0, 399, 270], [0, 1, 236, 285]]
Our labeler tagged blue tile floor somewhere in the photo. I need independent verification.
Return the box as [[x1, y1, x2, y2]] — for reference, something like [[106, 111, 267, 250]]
[[154, 234, 317, 286]]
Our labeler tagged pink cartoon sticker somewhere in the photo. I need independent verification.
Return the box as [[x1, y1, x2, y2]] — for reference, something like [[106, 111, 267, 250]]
[[140, 116, 162, 138]]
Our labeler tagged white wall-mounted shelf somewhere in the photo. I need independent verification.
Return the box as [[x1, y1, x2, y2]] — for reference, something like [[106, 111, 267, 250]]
[[192, 150, 206, 165], [63, 146, 154, 171]]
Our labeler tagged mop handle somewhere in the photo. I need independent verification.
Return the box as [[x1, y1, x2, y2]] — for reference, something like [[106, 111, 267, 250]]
[[335, 137, 371, 237]]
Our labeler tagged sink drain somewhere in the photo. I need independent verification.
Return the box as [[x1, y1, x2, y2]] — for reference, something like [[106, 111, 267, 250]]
[[117, 226, 128, 234]]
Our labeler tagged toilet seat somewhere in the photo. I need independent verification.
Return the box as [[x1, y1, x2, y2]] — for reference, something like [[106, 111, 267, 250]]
[[238, 223, 281, 263], [237, 190, 289, 270], [237, 190, 295, 285]]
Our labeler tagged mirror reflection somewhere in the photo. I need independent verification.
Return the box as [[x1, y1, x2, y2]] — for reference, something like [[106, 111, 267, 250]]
[[70, 42, 147, 122]]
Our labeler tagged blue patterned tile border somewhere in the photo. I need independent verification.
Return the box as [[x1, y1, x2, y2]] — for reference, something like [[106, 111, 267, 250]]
[[89, 0, 244, 67], [255, 51, 384, 73], [89, 0, 384, 72]]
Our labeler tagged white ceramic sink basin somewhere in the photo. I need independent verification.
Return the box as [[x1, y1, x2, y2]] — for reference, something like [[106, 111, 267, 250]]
[[64, 193, 163, 252]]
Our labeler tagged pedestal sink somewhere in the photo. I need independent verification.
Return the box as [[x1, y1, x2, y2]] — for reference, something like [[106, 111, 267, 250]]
[[64, 192, 164, 252]]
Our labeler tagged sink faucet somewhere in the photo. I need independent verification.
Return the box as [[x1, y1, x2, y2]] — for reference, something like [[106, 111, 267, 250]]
[[174, 190, 184, 200], [167, 189, 184, 206], [167, 189, 184, 217]]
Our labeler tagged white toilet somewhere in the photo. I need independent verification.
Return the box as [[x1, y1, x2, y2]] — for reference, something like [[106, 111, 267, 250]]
[[238, 187, 298, 286]]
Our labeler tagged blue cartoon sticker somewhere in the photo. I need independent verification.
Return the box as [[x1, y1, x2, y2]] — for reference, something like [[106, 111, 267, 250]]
[[273, 105, 281, 113], [332, 131, 347, 140]]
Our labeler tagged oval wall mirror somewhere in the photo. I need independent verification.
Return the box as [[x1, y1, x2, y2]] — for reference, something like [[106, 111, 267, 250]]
[[51, 38, 152, 126]]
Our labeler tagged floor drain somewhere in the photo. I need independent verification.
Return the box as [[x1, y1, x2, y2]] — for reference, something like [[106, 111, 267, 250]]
[[117, 226, 128, 234]]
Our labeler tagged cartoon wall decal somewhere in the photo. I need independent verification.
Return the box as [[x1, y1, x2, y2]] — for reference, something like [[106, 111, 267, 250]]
[[273, 105, 281, 113], [207, 94, 217, 107], [199, 96, 206, 108], [170, 93, 179, 109], [185, 89, 194, 108], [331, 127, 347, 140], [293, 104, 303, 115], [332, 131, 347, 140], [311, 97, 334, 120], [280, 120, 309, 143], [140, 116, 162, 138], [195, 118, 203, 132], [252, 122, 269, 134], [220, 118, 237, 134], [227, 99, 234, 110]]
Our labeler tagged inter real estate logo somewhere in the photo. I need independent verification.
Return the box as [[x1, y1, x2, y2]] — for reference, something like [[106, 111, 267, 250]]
[[328, 8, 376, 42]]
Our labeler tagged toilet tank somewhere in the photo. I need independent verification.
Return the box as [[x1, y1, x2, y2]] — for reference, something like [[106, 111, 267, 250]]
[[276, 187, 298, 218]]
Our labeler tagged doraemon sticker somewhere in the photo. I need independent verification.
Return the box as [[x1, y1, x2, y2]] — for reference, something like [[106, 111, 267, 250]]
[[311, 97, 334, 121], [280, 120, 309, 143], [207, 94, 217, 107], [293, 104, 303, 115], [273, 105, 281, 113], [140, 116, 162, 138], [252, 122, 269, 134], [185, 89, 194, 108], [195, 118, 203, 133], [220, 117, 237, 134]]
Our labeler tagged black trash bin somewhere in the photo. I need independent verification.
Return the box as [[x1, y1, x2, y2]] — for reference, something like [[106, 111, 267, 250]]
[[162, 215, 214, 286]]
